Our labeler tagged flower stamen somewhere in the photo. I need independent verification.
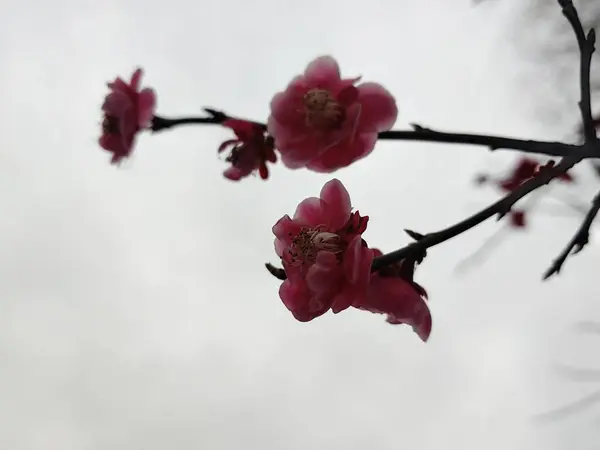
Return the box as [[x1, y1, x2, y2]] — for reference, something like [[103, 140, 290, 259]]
[[288, 227, 343, 264], [303, 89, 345, 131]]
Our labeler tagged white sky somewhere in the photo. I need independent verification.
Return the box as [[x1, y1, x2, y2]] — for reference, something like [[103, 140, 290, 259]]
[[0, 0, 599, 449]]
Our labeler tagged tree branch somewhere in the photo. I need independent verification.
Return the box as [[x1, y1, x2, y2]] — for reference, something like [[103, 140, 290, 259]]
[[372, 156, 582, 270], [543, 190, 600, 279], [266, 155, 583, 281], [151, 110, 597, 158], [540, 1, 599, 279], [559, 0, 597, 142]]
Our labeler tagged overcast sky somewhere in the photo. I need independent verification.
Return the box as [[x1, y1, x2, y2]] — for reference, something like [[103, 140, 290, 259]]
[[1, 0, 599, 449]]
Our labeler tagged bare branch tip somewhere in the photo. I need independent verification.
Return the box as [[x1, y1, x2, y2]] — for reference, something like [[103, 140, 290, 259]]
[[543, 266, 559, 281], [265, 262, 287, 280], [404, 229, 425, 241]]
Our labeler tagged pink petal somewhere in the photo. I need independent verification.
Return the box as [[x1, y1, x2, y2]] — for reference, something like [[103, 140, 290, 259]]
[[307, 132, 378, 173], [107, 77, 130, 94], [335, 77, 362, 96], [277, 132, 338, 169], [279, 279, 312, 322], [267, 116, 315, 168], [330, 288, 353, 314], [319, 179, 351, 230], [272, 215, 302, 249], [343, 236, 374, 285], [332, 237, 373, 313], [336, 85, 359, 106], [278, 101, 362, 171], [268, 87, 307, 131], [118, 106, 138, 141], [303, 55, 341, 86], [137, 88, 156, 127], [279, 278, 329, 322], [102, 90, 132, 115], [356, 82, 398, 132], [305, 252, 339, 289], [99, 134, 127, 155], [223, 167, 243, 180], [274, 238, 287, 258], [362, 276, 432, 342], [293, 197, 327, 227], [130, 68, 143, 91]]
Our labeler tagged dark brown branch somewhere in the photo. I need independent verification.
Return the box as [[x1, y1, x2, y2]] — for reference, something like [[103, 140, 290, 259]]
[[559, 0, 597, 142], [540, 1, 599, 278], [266, 155, 583, 280], [150, 111, 597, 158], [371, 156, 582, 270], [543, 191, 600, 279], [378, 125, 580, 157]]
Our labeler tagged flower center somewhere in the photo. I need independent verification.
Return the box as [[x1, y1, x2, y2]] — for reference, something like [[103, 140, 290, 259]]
[[102, 115, 120, 134], [303, 89, 345, 131], [288, 228, 343, 264]]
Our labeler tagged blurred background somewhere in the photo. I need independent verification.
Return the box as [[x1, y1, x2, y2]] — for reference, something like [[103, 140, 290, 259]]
[[0, 0, 599, 449]]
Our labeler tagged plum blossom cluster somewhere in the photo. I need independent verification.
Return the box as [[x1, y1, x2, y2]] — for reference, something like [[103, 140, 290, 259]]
[[96, 0, 600, 343], [98, 57, 432, 341], [273, 179, 431, 341], [99, 68, 156, 165], [98, 56, 398, 178]]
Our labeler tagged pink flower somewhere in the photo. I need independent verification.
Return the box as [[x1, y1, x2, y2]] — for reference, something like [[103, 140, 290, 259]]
[[356, 249, 432, 342], [218, 119, 277, 181], [267, 55, 398, 172], [99, 68, 156, 164], [272, 179, 373, 321]]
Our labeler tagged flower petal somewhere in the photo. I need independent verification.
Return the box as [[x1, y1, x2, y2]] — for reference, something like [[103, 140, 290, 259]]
[[303, 55, 341, 86], [279, 278, 329, 322], [137, 88, 156, 127], [293, 197, 327, 226], [272, 215, 302, 251], [319, 178, 351, 230], [307, 132, 378, 173], [356, 82, 398, 132], [129, 68, 143, 91], [360, 275, 432, 342], [268, 84, 307, 131]]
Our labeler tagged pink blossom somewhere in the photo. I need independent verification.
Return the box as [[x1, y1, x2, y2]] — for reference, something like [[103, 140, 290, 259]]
[[272, 179, 373, 321], [267, 55, 398, 172], [218, 119, 277, 180], [356, 249, 432, 342], [99, 68, 156, 164]]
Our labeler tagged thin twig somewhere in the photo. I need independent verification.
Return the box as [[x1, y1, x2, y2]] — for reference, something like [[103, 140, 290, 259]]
[[543, 191, 600, 279], [534, 391, 600, 423], [559, 0, 597, 142], [542, 0, 599, 278], [371, 156, 581, 270], [553, 364, 600, 382], [453, 188, 547, 275], [265, 263, 286, 281]]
